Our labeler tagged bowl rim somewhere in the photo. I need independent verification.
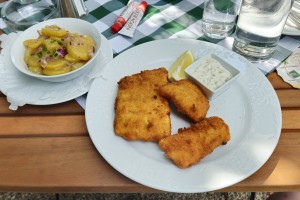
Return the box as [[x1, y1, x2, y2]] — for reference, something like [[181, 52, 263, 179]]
[[10, 18, 101, 80]]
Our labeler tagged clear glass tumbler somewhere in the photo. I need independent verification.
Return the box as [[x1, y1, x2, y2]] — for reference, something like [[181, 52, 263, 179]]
[[233, 0, 294, 62], [1, 0, 61, 32], [202, 0, 242, 39]]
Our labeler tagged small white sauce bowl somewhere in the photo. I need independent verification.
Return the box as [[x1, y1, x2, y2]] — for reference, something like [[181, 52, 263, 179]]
[[185, 54, 240, 100], [10, 18, 101, 82]]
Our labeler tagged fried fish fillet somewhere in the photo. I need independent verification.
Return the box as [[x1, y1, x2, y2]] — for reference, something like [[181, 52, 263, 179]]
[[159, 116, 230, 168], [158, 80, 209, 122], [114, 68, 171, 142]]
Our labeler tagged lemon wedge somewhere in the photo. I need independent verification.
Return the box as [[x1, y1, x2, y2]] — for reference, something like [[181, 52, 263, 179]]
[[168, 50, 195, 81]]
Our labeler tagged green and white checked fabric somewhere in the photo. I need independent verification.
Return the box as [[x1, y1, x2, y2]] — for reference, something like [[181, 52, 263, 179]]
[[83, 0, 207, 55], [82, 0, 300, 75], [1, 0, 300, 75]]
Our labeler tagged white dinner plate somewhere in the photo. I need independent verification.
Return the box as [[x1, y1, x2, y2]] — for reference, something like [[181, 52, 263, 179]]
[[0, 34, 113, 107], [85, 39, 282, 193]]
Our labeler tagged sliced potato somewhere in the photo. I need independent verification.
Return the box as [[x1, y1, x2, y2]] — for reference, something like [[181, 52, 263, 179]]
[[49, 36, 64, 44], [23, 39, 43, 49], [71, 62, 86, 70], [66, 35, 95, 61], [43, 38, 62, 53], [44, 59, 68, 70], [24, 48, 34, 63], [26, 55, 40, 68], [43, 66, 72, 76], [41, 25, 67, 37], [28, 66, 43, 74], [64, 54, 80, 62]]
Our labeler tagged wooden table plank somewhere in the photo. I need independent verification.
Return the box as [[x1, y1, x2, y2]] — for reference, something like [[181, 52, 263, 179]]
[[0, 97, 84, 115], [282, 110, 300, 130], [2, 89, 300, 111], [0, 116, 87, 137], [268, 72, 293, 89], [0, 109, 299, 137], [0, 132, 299, 193], [0, 115, 296, 137], [0, 136, 154, 193], [275, 89, 300, 108], [1, 88, 299, 112]]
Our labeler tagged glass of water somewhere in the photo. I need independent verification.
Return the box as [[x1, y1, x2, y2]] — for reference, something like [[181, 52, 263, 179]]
[[202, 0, 242, 39], [233, 0, 294, 62], [1, 0, 61, 32]]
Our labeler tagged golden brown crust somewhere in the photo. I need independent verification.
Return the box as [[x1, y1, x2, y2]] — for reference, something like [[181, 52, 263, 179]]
[[158, 80, 209, 122], [159, 116, 230, 168], [114, 68, 171, 142]]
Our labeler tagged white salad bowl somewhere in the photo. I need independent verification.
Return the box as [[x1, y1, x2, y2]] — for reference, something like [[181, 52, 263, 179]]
[[11, 18, 101, 82]]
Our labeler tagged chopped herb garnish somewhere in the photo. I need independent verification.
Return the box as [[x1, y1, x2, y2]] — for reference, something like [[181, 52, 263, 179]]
[[37, 52, 43, 58]]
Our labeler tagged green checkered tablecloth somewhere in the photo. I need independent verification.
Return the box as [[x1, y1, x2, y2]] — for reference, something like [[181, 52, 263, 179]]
[[1, 0, 300, 74], [83, 0, 207, 54]]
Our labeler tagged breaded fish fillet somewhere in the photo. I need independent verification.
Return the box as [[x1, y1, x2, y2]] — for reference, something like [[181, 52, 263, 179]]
[[158, 80, 209, 122], [159, 116, 230, 168], [114, 68, 171, 142]]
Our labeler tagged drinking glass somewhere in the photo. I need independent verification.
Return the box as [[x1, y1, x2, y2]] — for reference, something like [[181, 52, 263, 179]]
[[201, 0, 242, 39], [1, 0, 61, 32], [233, 0, 294, 62]]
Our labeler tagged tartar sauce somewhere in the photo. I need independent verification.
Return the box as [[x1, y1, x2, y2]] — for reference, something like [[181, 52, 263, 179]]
[[192, 57, 232, 90]]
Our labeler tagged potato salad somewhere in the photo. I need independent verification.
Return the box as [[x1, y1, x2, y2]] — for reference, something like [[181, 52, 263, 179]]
[[23, 25, 95, 76]]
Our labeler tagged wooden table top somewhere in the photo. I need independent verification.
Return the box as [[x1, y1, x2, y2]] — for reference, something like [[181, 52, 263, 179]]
[[0, 69, 299, 193]]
